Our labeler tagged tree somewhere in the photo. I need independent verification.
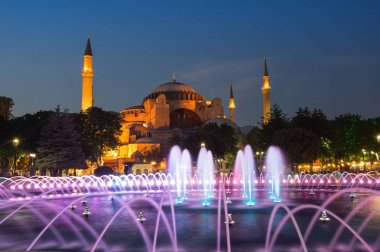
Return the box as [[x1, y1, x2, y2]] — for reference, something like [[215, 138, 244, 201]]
[[37, 108, 86, 176], [272, 128, 320, 173], [184, 123, 240, 160], [260, 104, 289, 149], [0, 96, 14, 121], [10, 110, 54, 152], [75, 107, 123, 166], [330, 114, 362, 161], [141, 147, 163, 164], [94, 166, 114, 177]]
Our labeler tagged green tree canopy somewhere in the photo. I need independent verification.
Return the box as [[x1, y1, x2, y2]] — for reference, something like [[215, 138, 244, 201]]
[[183, 122, 240, 159], [272, 127, 320, 172], [76, 107, 123, 166], [0, 96, 14, 121]]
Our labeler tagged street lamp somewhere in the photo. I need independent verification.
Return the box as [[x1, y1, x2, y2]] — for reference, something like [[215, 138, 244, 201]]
[[217, 158, 223, 172], [377, 134, 380, 144], [29, 153, 36, 177], [200, 142, 206, 148], [255, 151, 264, 172], [12, 138, 19, 176]]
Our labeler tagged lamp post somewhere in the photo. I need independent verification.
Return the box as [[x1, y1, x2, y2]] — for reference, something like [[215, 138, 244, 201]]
[[217, 158, 223, 173], [256, 151, 264, 172], [200, 142, 206, 148], [29, 153, 36, 177], [12, 138, 19, 177]]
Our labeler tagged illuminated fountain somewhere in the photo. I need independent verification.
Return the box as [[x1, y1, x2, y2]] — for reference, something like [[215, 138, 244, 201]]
[[266, 146, 284, 202], [167, 145, 192, 204], [233, 145, 256, 205], [0, 145, 379, 251], [197, 146, 215, 206]]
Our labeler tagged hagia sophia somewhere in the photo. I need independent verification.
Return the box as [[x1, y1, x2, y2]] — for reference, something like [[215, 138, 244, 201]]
[[81, 38, 271, 174]]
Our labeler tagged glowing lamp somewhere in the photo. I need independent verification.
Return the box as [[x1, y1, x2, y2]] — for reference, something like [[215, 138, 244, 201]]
[[10, 185, 15, 190], [18, 185, 23, 189]]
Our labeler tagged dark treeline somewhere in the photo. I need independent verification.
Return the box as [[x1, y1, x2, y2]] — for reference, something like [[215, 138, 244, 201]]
[[0, 97, 122, 177], [246, 105, 380, 173]]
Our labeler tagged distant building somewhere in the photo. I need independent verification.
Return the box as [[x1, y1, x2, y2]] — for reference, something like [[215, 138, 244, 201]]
[[80, 39, 272, 173]]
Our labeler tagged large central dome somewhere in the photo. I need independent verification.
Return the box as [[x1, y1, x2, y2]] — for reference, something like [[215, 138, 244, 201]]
[[143, 80, 204, 102]]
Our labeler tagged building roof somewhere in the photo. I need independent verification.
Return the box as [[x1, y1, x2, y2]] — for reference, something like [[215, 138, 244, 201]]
[[125, 105, 144, 110], [143, 79, 204, 102], [84, 38, 92, 56]]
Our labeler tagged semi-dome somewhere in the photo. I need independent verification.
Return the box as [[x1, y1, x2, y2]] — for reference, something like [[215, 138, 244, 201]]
[[143, 80, 204, 102]]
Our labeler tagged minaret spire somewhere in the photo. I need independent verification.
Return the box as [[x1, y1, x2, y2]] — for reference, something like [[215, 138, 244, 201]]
[[82, 37, 94, 111], [84, 37, 93, 56], [261, 58, 271, 124], [264, 58, 269, 76], [228, 85, 236, 122]]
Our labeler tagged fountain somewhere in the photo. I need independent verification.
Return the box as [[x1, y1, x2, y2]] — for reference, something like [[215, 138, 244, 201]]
[[167, 146, 192, 204], [197, 146, 215, 206], [265, 146, 284, 202], [0, 145, 378, 251], [233, 145, 256, 205]]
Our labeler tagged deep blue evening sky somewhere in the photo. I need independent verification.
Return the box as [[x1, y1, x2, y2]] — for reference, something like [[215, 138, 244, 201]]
[[0, 0, 379, 126]]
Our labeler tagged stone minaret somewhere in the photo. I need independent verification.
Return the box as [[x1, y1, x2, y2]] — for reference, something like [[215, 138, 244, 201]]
[[81, 37, 94, 111], [261, 59, 271, 124], [228, 85, 235, 122]]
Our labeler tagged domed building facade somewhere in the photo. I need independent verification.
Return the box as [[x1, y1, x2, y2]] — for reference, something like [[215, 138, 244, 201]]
[[108, 76, 225, 170], [81, 39, 271, 174]]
